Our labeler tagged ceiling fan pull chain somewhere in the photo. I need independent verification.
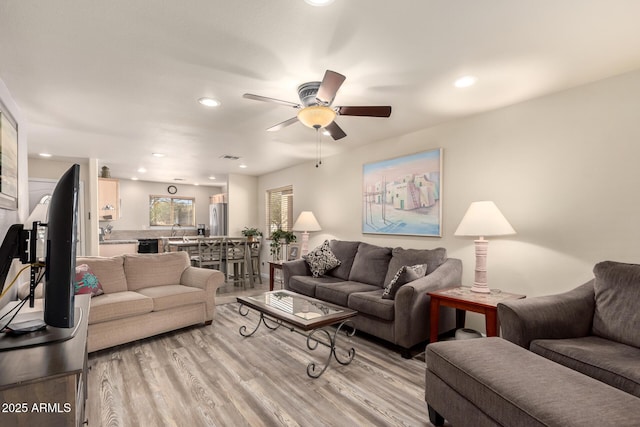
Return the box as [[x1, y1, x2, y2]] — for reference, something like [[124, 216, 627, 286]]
[[315, 128, 319, 168]]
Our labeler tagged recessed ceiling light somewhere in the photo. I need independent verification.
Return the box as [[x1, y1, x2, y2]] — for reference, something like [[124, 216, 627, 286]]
[[152, 152, 165, 158], [137, 167, 146, 173], [39, 153, 53, 157], [198, 97, 221, 107], [194, 183, 199, 186], [208, 176, 216, 180], [239, 164, 248, 169], [454, 75, 477, 88], [131, 177, 139, 181], [304, 0, 335, 6]]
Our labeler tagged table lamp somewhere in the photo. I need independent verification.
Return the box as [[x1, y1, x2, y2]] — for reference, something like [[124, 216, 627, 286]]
[[292, 211, 322, 256], [454, 201, 516, 293]]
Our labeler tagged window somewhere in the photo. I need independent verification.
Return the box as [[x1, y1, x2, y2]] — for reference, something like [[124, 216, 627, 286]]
[[149, 196, 195, 226], [265, 185, 293, 234]]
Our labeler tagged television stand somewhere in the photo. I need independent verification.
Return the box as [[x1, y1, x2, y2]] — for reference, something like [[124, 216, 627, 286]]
[[0, 295, 90, 427]]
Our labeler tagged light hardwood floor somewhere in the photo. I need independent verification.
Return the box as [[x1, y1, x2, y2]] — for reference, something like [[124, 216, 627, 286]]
[[86, 290, 439, 426]]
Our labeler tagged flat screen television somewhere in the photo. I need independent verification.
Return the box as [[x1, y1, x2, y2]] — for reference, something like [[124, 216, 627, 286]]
[[0, 164, 81, 350]]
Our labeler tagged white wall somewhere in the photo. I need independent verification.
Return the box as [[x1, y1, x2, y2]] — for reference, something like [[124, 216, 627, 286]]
[[258, 70, 640, 332], [114, 180, 222, 231], [227, 174, 258, 236], [0, 77, 29, 306]]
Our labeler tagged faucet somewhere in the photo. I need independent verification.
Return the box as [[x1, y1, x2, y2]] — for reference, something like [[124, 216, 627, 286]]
[[171, 223, 181, 237]]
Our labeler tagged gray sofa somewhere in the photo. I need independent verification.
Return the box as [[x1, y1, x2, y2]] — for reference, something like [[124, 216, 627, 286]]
[[424, 260, 640, 426], [282, 240, 462, 355], [498, 260, 640, 397]]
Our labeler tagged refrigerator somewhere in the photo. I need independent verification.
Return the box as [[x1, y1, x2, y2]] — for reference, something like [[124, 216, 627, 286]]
[[209, 203, 227, 236]]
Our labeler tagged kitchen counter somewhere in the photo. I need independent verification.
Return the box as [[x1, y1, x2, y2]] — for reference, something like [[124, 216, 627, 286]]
[[98, 240, 139, 257], [99, 239, 139, 245]]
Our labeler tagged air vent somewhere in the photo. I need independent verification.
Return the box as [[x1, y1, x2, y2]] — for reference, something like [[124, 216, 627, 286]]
[[220, 155, 241, 160]]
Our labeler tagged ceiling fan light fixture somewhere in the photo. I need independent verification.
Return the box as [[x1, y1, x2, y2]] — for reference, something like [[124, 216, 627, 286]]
[[297, 105, 336, 129], [304, 0, 335, 6], [454, 75, 477, 88]]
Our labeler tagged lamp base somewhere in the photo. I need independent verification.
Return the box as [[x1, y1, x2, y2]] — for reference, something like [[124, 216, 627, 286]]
[[470, 284, 491, 293], [300, 232, 310, 256]]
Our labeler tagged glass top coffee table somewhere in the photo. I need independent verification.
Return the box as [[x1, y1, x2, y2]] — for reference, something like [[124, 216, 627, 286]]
[[237, 290, 357, 378]]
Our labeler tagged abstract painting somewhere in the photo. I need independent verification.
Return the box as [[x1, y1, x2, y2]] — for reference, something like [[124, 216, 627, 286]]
[[362, 148, 442, 236]]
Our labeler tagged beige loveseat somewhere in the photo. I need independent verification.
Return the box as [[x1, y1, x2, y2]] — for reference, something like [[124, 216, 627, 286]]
[[77, 251, 224, 352]]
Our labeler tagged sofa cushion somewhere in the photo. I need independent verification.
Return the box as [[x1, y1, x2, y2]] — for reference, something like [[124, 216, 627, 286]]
[[124, 252, 190, 291], [303, 240, 341, 278], [531, 336, 640, 398], [326, 240, 361, 280], [77, 256, 128, 294], [592, 261, 640, 348], [348, 242, 392, 287], [315, 281, 380, 307], [348, 289, 394, 321], [384, 247, 446, 287], [89, 291, 153, 324], [74, 264, 105, 297], [382, 264, 427, 300], [288, 275, 343, 298], [136, 285, 207, 312]]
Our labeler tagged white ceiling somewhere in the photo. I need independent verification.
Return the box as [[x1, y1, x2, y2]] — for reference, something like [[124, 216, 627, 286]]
[[2, 0, 640, 185]]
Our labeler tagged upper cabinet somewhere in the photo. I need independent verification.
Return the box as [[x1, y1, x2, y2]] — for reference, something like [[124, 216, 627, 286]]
[[98, 178, 119, 220]]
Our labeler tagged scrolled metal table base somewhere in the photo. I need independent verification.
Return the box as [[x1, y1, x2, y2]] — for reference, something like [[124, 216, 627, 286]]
[[238, 303, 282, 337], [238, 304, 356, 378]]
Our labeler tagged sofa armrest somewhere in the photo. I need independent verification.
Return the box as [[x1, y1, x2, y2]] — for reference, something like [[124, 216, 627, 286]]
[[282, 259, 311, 290], [497, 280, 595, 349], [393, 258, 463, 348], [180, 266, 225, 321]]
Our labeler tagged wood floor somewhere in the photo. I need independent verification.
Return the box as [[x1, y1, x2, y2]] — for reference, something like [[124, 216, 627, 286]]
[[86, 298, 438, 426]]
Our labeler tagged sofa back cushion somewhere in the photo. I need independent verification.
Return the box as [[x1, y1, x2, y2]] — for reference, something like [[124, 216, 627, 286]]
[[327, 240, 361, 280], [592, 261, 640, 348], [76, 256, 128, 294], [348, 242, 392, 287], [124, 252, 190, 291], [383, 247, 447, 287]]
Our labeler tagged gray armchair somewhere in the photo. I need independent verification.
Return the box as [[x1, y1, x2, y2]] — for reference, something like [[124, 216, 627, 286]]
[[497, 261, 640, 397], [497, 280, 594, 348]]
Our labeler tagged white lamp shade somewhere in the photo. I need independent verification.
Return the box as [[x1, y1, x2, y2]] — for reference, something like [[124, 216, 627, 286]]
[[25, 195, 51, 226], [292, 211, 322, 232], [454, 201, 515, 238]]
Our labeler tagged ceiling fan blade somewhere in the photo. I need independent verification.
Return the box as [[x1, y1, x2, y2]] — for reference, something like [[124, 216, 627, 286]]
[[243, 93, 300, 108], [266, 117, 299, 132], [316, 70, 346, 105], [324, 121, 347, 140], [337, 106, 392, 117]]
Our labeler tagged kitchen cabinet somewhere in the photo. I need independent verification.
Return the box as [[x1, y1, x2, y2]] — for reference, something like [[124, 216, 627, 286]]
[[99, 241, 138, 256], [98, 178, 119, 220]]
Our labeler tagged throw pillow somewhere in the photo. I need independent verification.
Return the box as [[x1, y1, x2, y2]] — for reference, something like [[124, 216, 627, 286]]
[[382, 264, 427, 300], [303, 240, 341, 278], [74, 264, 104, 297]]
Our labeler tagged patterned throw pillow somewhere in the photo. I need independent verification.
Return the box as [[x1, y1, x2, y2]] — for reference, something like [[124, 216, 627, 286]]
[[303, 240, 342, 278], [74, 264, 104, 297], [382, 264, 427, 300]]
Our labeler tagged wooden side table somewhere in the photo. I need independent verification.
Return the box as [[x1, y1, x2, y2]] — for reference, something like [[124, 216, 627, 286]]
[[268, 261, 284, 291], [428, 286, 525, 342]]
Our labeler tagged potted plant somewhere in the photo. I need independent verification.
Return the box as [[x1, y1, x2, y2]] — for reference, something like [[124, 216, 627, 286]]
[[269, 229, 297, 261], [241, 227, 263, 242]]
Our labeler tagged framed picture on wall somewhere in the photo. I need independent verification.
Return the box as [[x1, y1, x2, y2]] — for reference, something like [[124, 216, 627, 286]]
[[287, 244, 300, 261], [362, 148, 442, 237], [0, 109, 18, 210]]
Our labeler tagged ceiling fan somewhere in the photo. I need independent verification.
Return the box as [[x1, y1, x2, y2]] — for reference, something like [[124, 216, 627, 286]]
[[243, 70, 392, 140]]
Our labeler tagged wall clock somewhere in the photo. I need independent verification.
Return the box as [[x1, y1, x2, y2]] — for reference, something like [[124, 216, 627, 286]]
[[167, 185, 177, 194]]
